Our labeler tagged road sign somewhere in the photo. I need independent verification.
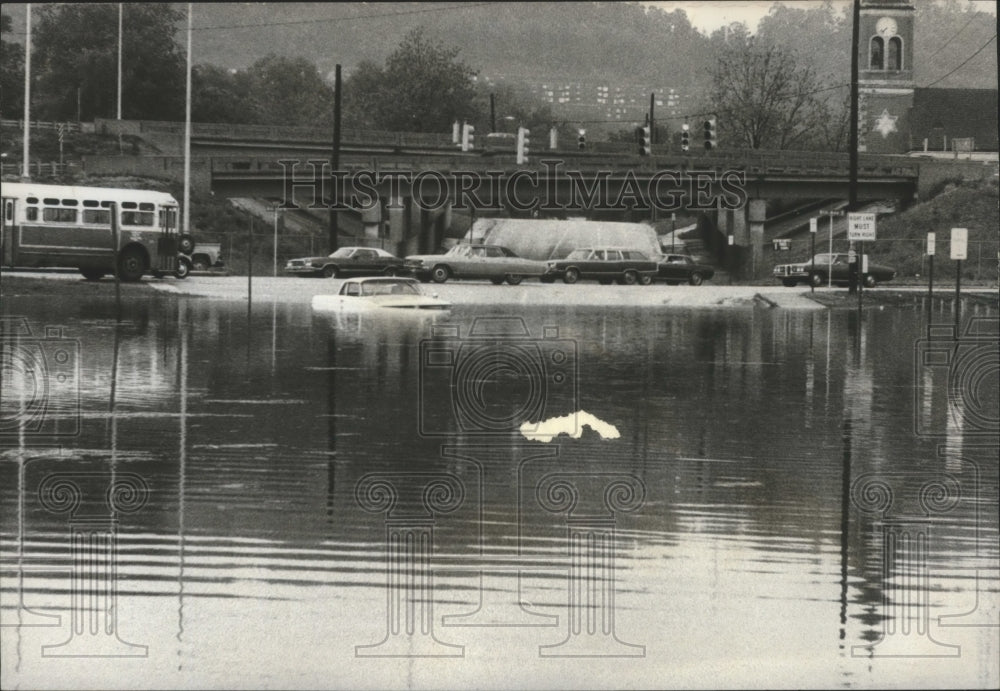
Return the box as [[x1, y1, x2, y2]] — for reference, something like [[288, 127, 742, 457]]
[[809, 218, 817, 233], [848, 213, 876, 241], [927, 232, 935, 256], [950, 227, 968, 260]]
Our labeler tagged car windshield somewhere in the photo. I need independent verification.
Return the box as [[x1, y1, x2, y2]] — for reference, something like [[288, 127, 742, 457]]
[[809, 254, 834, 265], [361, 281, 420, 297], [565, 249, 591, 260], [329, 248, 354, 258], [446, 245, 471, 257]]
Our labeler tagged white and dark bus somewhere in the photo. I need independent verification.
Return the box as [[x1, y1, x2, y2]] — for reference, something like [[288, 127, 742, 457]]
[[1, 182, 190, 281]]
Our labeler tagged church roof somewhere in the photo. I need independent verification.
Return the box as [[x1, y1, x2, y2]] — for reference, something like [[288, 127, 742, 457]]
[[910, 88, 999, 151]]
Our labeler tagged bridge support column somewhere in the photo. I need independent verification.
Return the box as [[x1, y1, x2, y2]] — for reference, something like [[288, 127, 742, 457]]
[[419, 207, 432, 254], [749, 199, 766, 279], [388, 197, 406, 257]]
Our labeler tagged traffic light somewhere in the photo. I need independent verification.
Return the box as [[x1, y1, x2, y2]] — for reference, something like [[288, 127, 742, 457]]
[[703, 118, 717, 150], [452, 120, 460, 145], [516, 126, 531, 164], [681, 123, 690, 151], [577, 129, 586, 150], [637, 125, 651, 155], [461, 122, 475, 152]]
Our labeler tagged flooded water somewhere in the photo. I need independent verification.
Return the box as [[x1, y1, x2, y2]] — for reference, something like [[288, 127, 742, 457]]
[[1, 291, 997, 689]]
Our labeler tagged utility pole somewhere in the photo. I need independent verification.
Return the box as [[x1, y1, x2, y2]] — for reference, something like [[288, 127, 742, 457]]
[[649, 93, 655, 145], [183, 3, 192, 236], [848, 0, 860, 293], [490, 93, 496, 133], [21, 4, 31, 180], [329, 64, 342, 252], [117, 3, 123, 120]]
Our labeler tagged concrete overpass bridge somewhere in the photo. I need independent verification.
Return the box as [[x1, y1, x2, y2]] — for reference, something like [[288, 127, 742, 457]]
[[86, 118, 993, 276]]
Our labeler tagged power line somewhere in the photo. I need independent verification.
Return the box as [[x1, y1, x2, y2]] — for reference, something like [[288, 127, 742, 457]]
[[922, 34, 996, 87], [926, 13, 979, 59], [191, 3, 492, 32]]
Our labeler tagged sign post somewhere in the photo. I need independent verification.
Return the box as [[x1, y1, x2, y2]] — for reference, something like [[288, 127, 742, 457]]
[[951, 228, 967, 332], [926, 232, 935, 298], [848, 213, 876, 294], [809, 218, 817, 293]]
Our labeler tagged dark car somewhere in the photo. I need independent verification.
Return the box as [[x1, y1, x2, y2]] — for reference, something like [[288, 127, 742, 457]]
[[404, 244, 545, 284], [285, 246, 407, 278], [772, 252, 896, 288], [655, 254, 715, 286], [541, 248, 658, 285]]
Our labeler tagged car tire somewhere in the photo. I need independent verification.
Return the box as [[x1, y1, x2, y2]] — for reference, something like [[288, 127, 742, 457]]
[[192, 257, 211, 271], [863, 275, 877, 288], [810, 273, 824, 288], [490, 277, 505, 285], [178, 234, 195, 255], [506, 274, 523, 285], [175, 256, 191, 279], [688, 272, 703, 286], [622, 270, 639, 285], [639, 274, 652, 286], [431, 265, 450, 283], [80, 267, 105, 281], [563, 268, 580, 284], [117, 246, 146, 282], [781, 279, 797, 287], [323, 265, 339, 279]]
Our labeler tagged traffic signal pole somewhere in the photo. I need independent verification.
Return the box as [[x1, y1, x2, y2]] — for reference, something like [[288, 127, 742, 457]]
[[848, 0, 860, 294], [329, 64, 341, 253]]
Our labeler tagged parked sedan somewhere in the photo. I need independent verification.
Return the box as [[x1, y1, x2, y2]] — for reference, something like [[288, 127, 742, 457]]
[[285, 247, 407, 278], [541, 248, 658, 285], [405, 244, 545, 284], [655, 254, 715, 285], [772, 253, 896, 287]]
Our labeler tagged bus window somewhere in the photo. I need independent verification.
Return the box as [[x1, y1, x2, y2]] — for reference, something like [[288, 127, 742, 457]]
[[122, 201, 138, 209], [83, 200, 99, 207], [83, 209, 111, 225], [61, 199, 78, 206], [26, 207, 38, 221], [159, 207, 177, 230], [43, 207, 78, 223], [5, 201, 12, 221], [139, 202, 154, 211], [43, 198, 60, 205], [122, 211, 154, 226]]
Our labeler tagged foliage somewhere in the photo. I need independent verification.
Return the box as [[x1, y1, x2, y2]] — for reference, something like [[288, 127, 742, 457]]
[[192, 65, 257, 125], [1, 12, 24, 118], [245, 55, 335, 126], [32, 3, 184, 121], [708, 27, 833, 150], [343, 28, 479, 132]]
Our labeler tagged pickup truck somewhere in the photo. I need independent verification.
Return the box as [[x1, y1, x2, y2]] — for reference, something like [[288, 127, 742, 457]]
[[187, 243, 224, 271]]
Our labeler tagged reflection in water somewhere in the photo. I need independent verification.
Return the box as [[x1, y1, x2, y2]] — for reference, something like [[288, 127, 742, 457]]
[[0, 296, 996, 688]]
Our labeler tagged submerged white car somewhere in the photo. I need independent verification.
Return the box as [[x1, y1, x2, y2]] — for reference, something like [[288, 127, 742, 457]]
[[311, 277, 451, 313]]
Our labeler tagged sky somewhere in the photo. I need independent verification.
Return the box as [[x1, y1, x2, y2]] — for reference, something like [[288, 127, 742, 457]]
[[646, 1, 997, 34]]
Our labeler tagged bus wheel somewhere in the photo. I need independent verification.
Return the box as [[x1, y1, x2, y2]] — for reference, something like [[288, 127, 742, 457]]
[[179, 234, 195, 254], [117, 247, 146, 282], [80, 267, 105, 281], [175, 256, 191, 279]]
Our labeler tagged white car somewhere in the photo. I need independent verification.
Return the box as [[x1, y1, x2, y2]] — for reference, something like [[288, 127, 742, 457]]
[[311, 277, 451, 313]]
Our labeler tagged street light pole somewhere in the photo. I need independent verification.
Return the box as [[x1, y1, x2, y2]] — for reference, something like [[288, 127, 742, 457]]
[[272, 207, 279, 277], [21, 4, 31, 181]]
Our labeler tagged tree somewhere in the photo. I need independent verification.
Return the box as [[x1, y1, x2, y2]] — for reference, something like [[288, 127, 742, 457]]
[[1, 12, 24, 118], [708, 27, 833, 151], [191, 65, 257, 125], [32, 3, 184, 121], [343, 28, 479, 132], [244, 55, 334, 126]]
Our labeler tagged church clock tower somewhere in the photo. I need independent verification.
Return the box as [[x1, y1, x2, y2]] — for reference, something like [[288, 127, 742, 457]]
[[858, 0, 914, 153]]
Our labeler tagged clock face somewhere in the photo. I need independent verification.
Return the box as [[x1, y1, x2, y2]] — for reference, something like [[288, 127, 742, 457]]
[[876, 16, 898, 37]]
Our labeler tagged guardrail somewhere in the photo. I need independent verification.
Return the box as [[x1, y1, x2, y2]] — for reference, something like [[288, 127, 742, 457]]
[[0, 162, 80, 177], [0, 119, 84, 133]]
